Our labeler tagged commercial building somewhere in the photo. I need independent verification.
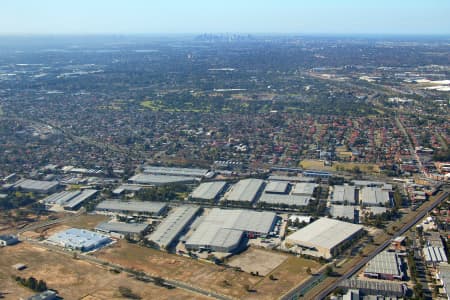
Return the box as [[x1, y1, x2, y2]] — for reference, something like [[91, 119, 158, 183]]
[[13, 179, 59, 194], [190, 181, 227, 202], [47, 228, 112, 252], [264, 181, 289, 194], [267, 175, 316, 183], [291, 183, 317, 197], [364, 251, 404, 280], [224, 179, 264, 203], [329, 205, 358, 223], [0, 235, 19, 246], [330, 185, 357, 204], [142, 166, 210, 178], [185, 208, 276, 253], [95, 222, 150, 239], [96, 200, 168, 217], [286, 218, 364, 259], [360, 187, 391, 207], [423, 246, 448, 266], [339, 279, 406, 297], [128, 173, 198, 185], [147, 205, 200, 250], [258, 193, 310, 207], [63, 189, 98, 210]]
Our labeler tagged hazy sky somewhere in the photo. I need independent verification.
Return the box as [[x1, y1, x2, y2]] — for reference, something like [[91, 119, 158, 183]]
[[1, 0, 449, 35]]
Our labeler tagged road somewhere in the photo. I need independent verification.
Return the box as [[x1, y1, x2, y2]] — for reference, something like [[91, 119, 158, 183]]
[[281, 191, 449, 300]]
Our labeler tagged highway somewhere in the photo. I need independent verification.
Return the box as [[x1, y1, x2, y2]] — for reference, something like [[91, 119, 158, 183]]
[[281, 191, 449, 300]]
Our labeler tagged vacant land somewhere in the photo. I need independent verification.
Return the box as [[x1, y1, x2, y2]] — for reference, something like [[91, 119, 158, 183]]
[[300, 159, 380, 174], [0, 242, 206, 300], [228, 247, 287, 276], [95, 240, 322, 300]]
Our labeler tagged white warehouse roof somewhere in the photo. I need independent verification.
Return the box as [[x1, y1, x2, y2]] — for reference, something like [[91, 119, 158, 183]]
[[287, 218, 363, 251], [331, 185, 356, 203], [147, 205, 199, 248], [225, 179, 264, 202], [258, 193, 310, 206], [191, 181, 227, 200], [264, 181, 289, 194], [291, 182, 317, 196], [360, 187, 391, 206], [129, 174, 197, 185]]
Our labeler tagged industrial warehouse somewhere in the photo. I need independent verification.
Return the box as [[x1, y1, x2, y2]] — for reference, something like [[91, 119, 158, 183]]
[[147, 205, 200, 250], [223, 178, 264, 203], [128, 173, 198, 185], [42, 189, 98, 210], [12, 179, 59, 194], [190, 181, 227, 202], [47, 228, 112, 252], [185, 208, 276, 253], [257, 181, 316, 207], [95, 222, 150, 239], [95, 200, 168, 217], [364, 251, 404, 280], [330, 185, 357, 204], [285, 218, 364, 259]]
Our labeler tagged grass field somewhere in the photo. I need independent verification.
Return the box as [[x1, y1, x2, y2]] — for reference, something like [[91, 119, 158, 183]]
[[300, 159, 380, 174], [0, 242, 204, 300]]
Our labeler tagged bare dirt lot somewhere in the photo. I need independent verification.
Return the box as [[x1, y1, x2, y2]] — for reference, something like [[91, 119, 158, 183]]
[[228, 247, 287, 276], [95, 240, 323, 300], [0, 242, 208, 300]]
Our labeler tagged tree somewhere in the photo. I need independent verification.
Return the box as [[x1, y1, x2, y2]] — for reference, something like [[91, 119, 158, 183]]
[[306, 267, 312, 275], [36, 280, 47, 292], [325, 266, 333, 277]]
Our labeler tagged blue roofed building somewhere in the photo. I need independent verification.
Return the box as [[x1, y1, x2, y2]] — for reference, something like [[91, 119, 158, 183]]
[[47, 228, 112, 252]]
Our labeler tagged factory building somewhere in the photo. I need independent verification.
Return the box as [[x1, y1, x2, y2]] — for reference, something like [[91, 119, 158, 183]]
[[190, 181, 227, 202], [128, 173, 198, 185], [329, 205, 359, 223], [185, 208, 276, 253], [360, 187, 391, 207], [437, 263, 450, 299], [330, 185, 357, 204], [286, 218, 364, 259], [47, 228, 112, 252], [95, 200, 168, 217], [364, 251, 404, 280], [258, 193, 310, 207], [224, 179, 264, 203], [95, 222, 150, 239], [339, 279, 406, 298], [142, 166, 211, 178], [264, 181, 289, 194], [147, 205, 200, 250], [13, 179, 59, 194], [291, 183, 317, 197]]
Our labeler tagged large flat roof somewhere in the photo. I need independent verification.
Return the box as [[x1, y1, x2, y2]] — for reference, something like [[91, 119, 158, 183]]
[[287, 218, 363, 250], [147, 205, 200, 248], [129, 174, 197, 185], [185, 208, 275, 251], [143, 166, 209, 177], [258, 193, 310, 206], [42, 190, 81, 205], [15, 179, 59, 192], [360, 187, 390, 206], [264, 181, 289, 194], [329, 205, 357, 220], [331, 185, 356, 203], [96, 200, 167, 215], [64, 189, 98, 209], [47, 228, 111, 251], [95, 222, 149, 234], [364, 251, 403, 277], [291, 183, 317, 196], [225, 179, 264, 202], [191, 181, 227, 200]]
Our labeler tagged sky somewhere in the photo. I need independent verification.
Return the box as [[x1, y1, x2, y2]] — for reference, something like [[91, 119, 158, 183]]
[[1, 0, 449, 35]]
